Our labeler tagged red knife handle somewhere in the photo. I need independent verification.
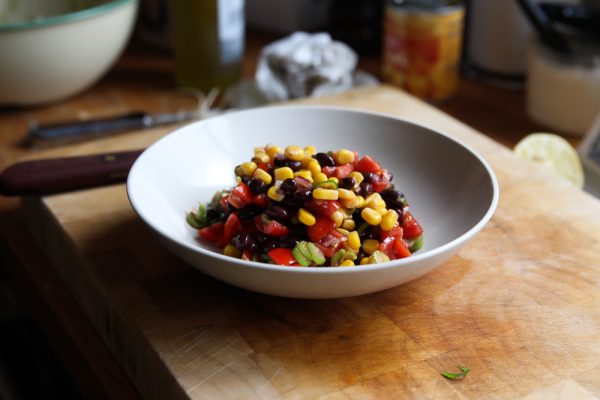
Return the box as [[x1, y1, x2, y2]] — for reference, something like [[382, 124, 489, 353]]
[[0, 150, 143, 196]]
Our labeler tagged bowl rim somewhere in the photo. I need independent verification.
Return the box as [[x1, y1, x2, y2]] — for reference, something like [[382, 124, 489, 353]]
[[0, 0, 136, 33], [127, 105, 500, 275]]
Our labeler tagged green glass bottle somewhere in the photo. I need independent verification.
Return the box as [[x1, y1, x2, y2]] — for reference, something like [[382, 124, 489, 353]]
[[169, 0, 245, 93]]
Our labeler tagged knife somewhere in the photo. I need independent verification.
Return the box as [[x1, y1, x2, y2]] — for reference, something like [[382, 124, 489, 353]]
[[27, 110, 198, 144], [0, 150, 142, 196]]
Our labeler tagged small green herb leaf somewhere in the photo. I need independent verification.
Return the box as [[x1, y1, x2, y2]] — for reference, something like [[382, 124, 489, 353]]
[[441, 366, 470, 380]]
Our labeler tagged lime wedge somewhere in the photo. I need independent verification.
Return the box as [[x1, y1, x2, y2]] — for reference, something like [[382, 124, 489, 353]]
[[514, 133, 584, 189]]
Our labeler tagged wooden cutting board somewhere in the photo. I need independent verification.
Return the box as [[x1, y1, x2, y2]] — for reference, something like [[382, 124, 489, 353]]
[[23, 86, 600, 399]]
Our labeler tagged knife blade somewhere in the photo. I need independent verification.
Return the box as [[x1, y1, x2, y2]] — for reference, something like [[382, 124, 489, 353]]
[[27, 110, 198, 144], [0, 149, 143, 196]]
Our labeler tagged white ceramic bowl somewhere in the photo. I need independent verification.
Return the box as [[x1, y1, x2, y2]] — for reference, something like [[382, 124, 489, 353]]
[[0, 0, 138, 106], [127, 106, 499, 298]]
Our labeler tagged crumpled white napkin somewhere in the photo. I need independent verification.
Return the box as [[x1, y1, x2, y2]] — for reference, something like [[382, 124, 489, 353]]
[[255, 32, 362, 101]]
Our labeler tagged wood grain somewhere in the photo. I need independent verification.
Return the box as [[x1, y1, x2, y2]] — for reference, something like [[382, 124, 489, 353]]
[[23, 86, 600, 399]]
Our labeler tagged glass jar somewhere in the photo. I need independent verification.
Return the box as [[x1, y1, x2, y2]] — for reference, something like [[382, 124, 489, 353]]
[[527, 37, 600, 136], [382, 0, 465, 102], [169, 0, 245, 93]]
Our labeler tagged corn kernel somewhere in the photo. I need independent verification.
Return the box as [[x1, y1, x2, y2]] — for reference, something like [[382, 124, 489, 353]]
[[304, 145, 317, 156], [355, 195, 365, 208], [284, 145, 304, 161], [313, 172, 328, 184], [313, 188, 339, 200], [348, 231, 361, 250], [341, 219, 355, 231], [294, 170, 313, 182], [254, 168, 272, 185], [267, 186, 284, 201], [360, 257, 370, 265], [365, 193, 385, 209], [307, 159, 321, 175], [253, 152, 270, 164], [266, 145, 282, 160], [336, 149, 355, 164], [340, 259, 355, 267], [338, 188, 356, 201], [240, 161, 257, 176], [361, 207, 382, 225], [375, 206, 388, 215], [330, 210, 344, 227], [342, 197, 361, 209], [349, 171, 364, 187], [336, 228, 350, 236], [224, 244, 242, 258], [380, 209, 399, 231], [298, 208, 316, 226], [362, 239, 380, 255], [274, 167, 294, 181]]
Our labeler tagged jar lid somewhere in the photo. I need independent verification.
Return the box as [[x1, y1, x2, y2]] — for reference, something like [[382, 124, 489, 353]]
[[388, 0, 463, 13]]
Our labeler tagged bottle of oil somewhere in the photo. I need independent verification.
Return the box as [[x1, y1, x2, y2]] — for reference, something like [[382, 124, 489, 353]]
[[169, 0, 245, 93]]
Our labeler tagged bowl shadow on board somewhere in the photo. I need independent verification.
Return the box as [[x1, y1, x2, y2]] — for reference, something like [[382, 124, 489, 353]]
[[94, 196, 472, 317], [92, 214, 473, 344]]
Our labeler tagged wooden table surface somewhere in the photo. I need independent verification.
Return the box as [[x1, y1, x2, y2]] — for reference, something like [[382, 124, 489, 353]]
[[0, 33, 590, 399]]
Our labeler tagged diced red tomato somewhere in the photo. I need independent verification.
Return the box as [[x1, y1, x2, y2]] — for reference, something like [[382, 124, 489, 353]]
[[228, 183, 253, 209], [393, 237, 411, 258], [257, 162, 271, 171], [218, 212, 241, 246], [380, 225, 403, 241], [255, 215, 290, 237], [378, 235, 396, 259], [322, 164, 354, 180], [241, 249, 253, 261], [307, 216, 336, 242], [402, 211, 423, 239], [304, 199, 340, 216], [268, 248, 300, 266], [315, 229, 347, 258], [198, 222, 224, 242], [251, 194, 268, 208], [371, 169, 392, 192], [355, 155, 381, 174]]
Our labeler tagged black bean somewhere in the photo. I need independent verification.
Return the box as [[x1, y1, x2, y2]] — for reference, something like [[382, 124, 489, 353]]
[[279, 236, 300, 249], [358, 181, 373, 197], [261, 238, 278, 252], [294, 189, 312, 203], [231, 233, 257, 251], [339, 177, 356, 189], [206, 207, 220, 220], [288, 160, 303, 171], [314, 152, 335, 167], [273, 155, 287, 167], [289, 224, 310, 240], [380, 188, 405, 210], [280, 178, 298, 195], [265, 206, 291, 223], [237, 205, 262, 220], [362, 172, 375, 182], [247, 177, 267, 194], [395, 208, 404, 221]]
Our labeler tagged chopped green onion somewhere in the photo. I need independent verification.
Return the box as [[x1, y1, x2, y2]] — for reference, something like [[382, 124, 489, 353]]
[[409, 234, 423, 252], [307, 242, 326, 265], [441, 366, 470, 380], [369, 250, 390, 264], [292, 242, 312, 266], [315, 179, 338, 190], [186, 204, 207, 229]]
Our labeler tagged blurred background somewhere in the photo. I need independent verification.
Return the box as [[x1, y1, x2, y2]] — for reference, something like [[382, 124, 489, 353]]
[[0, 0, 599, 398]]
